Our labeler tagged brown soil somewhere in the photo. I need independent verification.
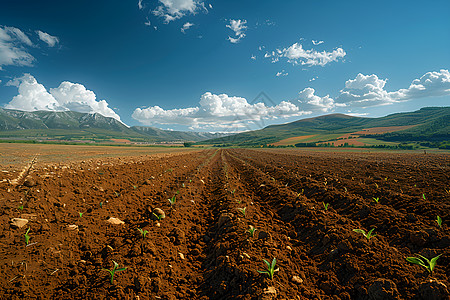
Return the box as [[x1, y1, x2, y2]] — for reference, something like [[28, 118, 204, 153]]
[[0, 148, 449, 299]]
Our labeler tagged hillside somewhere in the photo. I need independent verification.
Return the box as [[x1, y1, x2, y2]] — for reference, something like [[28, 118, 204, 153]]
[[202, 107, 450, 146], [0, 108, 227, 143]]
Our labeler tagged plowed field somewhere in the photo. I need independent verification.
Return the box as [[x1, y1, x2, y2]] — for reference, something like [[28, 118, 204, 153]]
[[0, 149, 449, 299]]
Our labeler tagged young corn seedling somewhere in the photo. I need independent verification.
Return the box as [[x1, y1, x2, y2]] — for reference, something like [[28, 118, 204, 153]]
[[406, 254, 441, 275], [436, 216, 442, 228], [78, 212, 83, 217], [133, 185, 137, 190], [353, 228, 377, 240], [153, 212, 163, 221], [237, 207, 246, 217], [24, 228, 31, 245], [323, 202, 329, 211], [18, 205, 24, 211], [137, 228, 149, 238], [257, 258, 279, 280], [168, 195, 176, 205], [373, 197, 380, 203], [247, 225, 256, 237], [422, 194, 426, 200], [103, 260, 127, 284]]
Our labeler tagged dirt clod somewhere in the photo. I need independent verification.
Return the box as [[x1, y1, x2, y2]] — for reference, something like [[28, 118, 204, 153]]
[[368, 278, 400, 300], [419, 279, 450, 300]]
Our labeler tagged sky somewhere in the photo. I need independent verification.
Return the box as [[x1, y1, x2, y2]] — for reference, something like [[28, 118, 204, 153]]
[[0, 0, 449, 132]]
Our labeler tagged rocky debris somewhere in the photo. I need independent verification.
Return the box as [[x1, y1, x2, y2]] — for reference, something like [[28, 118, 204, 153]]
[[23, 176, 37, 187], [419, 279, 449, 300], [67, 224, 79, 231], [169, 228, 186, 245], [259, 286, 277, 300], [218, 213, 234, 227], [10, 218, 28, 228], [178, 252, 185, 260], [152, 208, 165, 220], [106, 217, 125, 225], [368, 278, 400, 300], [291, 275, 303, 284]]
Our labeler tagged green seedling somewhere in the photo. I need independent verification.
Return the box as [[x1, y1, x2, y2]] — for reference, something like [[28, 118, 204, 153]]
[[247, 225, 256, 237], [436, 216, 442, 228], [353, 228, 377, 240], [237, 207, 246, 217], [24, 228, 31, 245], [344, 187, 348, 193], [231, 189, 236, 194], [137, 228, 149, 238], [133, 185, 137, 190], [103, 260, 127, 284], [406, 254, 441, 275], [422, 194, 426, 200], [114, 192, 120, 197], [153, 212, 163, 221], [323, 202, 329, 211], [100, 202, 103, 208], [257, 258, 279, 280], [373, 197, 379, 203], [78, 212, 83, 217], [18, 205, 24, 211], [168, 195, 176, 205]]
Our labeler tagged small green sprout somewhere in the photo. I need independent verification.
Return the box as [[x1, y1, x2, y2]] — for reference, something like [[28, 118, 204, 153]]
[[257, 258, 279, 280], [344, 187, 348, 193], [153, 212, 163, 221], [137, 228, 149, 238], [100, 202, 103, 208], [168, 195, 176, 205], [436, 216, 442, 228], [18, 205, 24, 211], [373, 197, 379, 203], [422, 194, 426, 200], [114, 192, 120, 197], [353, 228, 377, 240], [103, 260, 127, 284], [323, 202, 329, 211], [406, 254, 441, 275], [24, 228, 31, 245], [78, 212, 83, 217], [133, 185, 137, 190], [237, 207, 246, 217], [231, 189, 236, 194], [247, 225, 256, 237]]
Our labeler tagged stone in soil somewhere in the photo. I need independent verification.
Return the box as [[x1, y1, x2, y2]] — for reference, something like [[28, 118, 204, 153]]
[[106, 217, 125, 225], [10, 218, 28, 228], [152, 208, 165, 220], [259, 286, 277, 300]]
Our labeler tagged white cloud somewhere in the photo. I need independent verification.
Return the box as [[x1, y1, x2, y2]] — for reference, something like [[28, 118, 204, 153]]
[[132, 92, 309, 129], [297, 87, 344, 112], [309, 76, 318, 82], [251, 55, 256, 60], [0, 26, 34, 69], [138, 0, 144, 10], [265, 42, 346, 66], [144, 18, 151, 26], [226, 19, 247, 43], [181, 22, 194, 33], [37, 30, 59, 47], [312, 40, 324, 46], [153, 0, 206, 23], [5, 74, 122, 122], [276, 70, 288, 77], [336, 69, 450, 108]]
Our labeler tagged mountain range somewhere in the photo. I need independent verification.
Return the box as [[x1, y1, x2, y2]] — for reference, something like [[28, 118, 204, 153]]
[[0, 108, 227, 143]]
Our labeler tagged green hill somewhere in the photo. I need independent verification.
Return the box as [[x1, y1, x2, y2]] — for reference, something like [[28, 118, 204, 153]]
[[202, 107, 450, 146]]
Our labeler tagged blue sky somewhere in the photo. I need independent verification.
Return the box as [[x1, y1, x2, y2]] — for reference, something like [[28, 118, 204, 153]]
[[0, 0, 449, 132]]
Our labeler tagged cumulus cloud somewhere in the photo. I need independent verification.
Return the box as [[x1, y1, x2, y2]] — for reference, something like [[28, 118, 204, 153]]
[[132, 92, 309, 129], [297, 88, 345, 112], [153, 0, 206, 23], [336, 69, 450, 108], [265, 42, 346, 66], [0, 26, 34, 69], [276, 70, 288, 77], [5, 74, 122, 122], [37, 30, 59, 47], [181, 22, 194, 33], [312, 40, 324, 46], [226, 19, 247, 43], [138, 0, 144, 10]]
